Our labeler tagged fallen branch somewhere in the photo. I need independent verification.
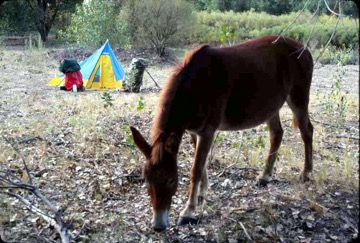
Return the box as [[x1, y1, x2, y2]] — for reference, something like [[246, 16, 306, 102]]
[[225, 216, 253, 241], [307, 198, 329, 215], [1, 191, 70, 243], [17, 136, 42, 144], [2, 135, 32, 185], [311, 117, 345, 129], [0, 136, 71, 243], [335, 134, 359, 140], [217, 162, 237, 177], [239, 222, 252, 241], [230, 207, 260, 213], [217, 165, 262, 177]]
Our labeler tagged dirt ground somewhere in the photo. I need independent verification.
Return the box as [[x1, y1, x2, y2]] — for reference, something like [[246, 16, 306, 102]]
[[0, 47, 359, 242]]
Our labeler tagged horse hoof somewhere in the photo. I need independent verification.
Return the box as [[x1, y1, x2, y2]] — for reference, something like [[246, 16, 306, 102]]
[[153, 226, 167, 232], [299, 172, 311, 182], [197, 196, 204, 206], [255, 178, 269, 187], [177, 216, 199, 226]]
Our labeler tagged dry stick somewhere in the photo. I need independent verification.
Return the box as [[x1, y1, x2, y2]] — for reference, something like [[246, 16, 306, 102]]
[[323, 0, 342, 16], [1, 138, 71, 243], [226, 217, 253, 241], [0, 177, 71, 242], [217, 162, 237, 177], [239, 222, 253, 242], [335, 134, 359, 140], [2, 191, 70, 243], [2, 135, 33, 185], [297, 0, 322, 59], [17, 136, 41, 144], [314, 3, 341, 65], [145, 69, 161, 89], [72, 222, 87, 241], [272, 0, 311, 44]]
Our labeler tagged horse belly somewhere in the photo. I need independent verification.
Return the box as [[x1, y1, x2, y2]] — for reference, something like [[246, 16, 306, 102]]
[[218, 95, 286, 131]]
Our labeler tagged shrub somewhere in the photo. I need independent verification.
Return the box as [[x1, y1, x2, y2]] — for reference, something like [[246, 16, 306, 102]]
[[121, 0, 194, 56], [59, 0, 128, 47], [313, 46, 359, 65], [190, 10, 358, 49]]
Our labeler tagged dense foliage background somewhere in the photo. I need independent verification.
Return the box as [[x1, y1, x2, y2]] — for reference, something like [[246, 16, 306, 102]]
[[0, 0, 358, 55]]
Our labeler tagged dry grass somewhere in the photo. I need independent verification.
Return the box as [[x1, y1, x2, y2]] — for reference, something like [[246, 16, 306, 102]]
[[0, 48, 358, 242]]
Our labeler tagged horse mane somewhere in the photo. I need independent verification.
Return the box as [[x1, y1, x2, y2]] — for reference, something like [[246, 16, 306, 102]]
[[150, 45, 209, 164]]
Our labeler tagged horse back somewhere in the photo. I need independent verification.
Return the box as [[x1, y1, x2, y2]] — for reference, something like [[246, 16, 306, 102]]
[[183, 36, 313, 131], [153, 36, 313, 136]]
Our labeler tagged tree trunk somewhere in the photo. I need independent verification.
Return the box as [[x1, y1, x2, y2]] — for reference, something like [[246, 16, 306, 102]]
[[39, 28, 47, 42], [39, 0, 47, 42]]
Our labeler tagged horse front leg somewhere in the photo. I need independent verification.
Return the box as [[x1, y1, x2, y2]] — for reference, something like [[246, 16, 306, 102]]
[[178, 132, 214, 225], [189, 132, 208, 208], [198, 168, 208, 207]]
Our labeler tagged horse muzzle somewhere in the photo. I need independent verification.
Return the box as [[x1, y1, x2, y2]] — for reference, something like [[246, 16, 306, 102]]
[[151, 209, 170, 231]]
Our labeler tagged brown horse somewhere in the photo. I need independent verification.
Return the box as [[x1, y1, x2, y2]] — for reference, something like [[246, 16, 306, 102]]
[[130, 35, 313, 231]]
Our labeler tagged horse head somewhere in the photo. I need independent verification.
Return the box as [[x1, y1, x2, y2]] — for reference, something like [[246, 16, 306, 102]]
[[130, 126, 180, 231]]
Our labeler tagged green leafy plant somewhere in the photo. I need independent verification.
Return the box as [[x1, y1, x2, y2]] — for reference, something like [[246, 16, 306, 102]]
[[36, 33, 44, 50], [24, 35, 34, 50], [122, 125, 135, 148], [191, 10, 357, 49], [220, 24, 236, 46], [60, 0, 128, 47], [319, 63, 349, 125], [137, 96, 145, 111], [24, 34, 43, 51], [101, 91, 114, 108]]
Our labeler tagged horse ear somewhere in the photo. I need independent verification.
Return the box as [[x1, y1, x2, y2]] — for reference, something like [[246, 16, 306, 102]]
[[130, 126, 151, 159], [165, 133, 179, 155]]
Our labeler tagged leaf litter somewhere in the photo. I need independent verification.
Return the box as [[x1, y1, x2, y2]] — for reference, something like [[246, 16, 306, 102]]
[[0, 48, 358, 242]]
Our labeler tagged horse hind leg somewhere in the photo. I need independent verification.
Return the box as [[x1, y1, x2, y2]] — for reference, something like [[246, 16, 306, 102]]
[[256, 112, 283, 186], [287, 96, 314, 182]]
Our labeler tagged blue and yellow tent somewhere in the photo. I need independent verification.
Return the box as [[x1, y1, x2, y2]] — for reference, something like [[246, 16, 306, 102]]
[[49, 40, 125, 90]]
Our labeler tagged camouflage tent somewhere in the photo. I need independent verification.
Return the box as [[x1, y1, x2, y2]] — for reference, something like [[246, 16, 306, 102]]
[[123, 58, 148, 93]]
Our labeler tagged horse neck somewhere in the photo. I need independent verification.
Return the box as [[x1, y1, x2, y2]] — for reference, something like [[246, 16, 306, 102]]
[[151, 114, 186, 148], [151, 68, 188, 145]]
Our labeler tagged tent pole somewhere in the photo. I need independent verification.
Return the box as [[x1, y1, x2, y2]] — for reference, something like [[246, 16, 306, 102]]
[[145, 69, 161, 89]]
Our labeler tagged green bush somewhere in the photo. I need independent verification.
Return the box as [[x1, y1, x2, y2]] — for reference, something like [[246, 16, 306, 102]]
[[190, 10, 358, 49], [0, 1, 36, 35], [313, 46, 359, 65], [58, 0, 128, 48]]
